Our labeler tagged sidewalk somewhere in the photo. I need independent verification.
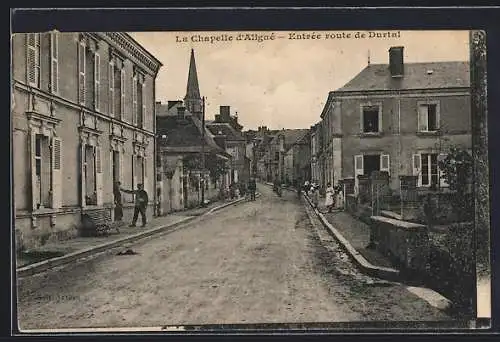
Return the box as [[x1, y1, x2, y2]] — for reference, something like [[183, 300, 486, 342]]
[[17, 196, 250, 275], [318, 203, 394, 269], [303, 193, 399, 280]]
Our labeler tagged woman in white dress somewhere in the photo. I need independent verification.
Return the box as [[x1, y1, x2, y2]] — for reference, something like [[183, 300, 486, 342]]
[[324, 182, 335, 213]]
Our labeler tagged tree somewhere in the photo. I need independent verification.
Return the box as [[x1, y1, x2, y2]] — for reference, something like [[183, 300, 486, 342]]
[[205, 154, 228, 187], [438, 146, 473, 221]]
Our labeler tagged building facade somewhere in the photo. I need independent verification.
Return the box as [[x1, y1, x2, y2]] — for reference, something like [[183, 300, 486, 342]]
[[12, 32, 162, 249], [283, 131, 311, 186], [207, 106, 249, 186], [310, 123, 322, 184], [320, 46, 471, 193]]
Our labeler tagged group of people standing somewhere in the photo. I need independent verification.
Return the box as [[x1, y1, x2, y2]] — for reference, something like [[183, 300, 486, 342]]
[[302, 180, 340, 213], [113, 181, 149, 227]]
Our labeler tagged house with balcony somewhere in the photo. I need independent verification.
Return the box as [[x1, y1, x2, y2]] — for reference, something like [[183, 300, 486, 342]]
[[320, 46, 471, 194], [12, 32, 162, 249]]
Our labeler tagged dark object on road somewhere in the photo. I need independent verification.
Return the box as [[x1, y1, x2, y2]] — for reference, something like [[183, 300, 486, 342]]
[[117, 248, 139, 256]]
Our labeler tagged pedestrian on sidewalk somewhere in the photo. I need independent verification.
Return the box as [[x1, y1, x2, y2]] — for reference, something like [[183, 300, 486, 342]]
[[311, 184, 320, 208], [113, 181, 124, 222], [325, 182, 335, 213], [121, 183, 149, 228]]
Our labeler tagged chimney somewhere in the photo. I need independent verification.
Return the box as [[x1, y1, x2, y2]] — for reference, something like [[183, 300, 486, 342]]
[[389, 46, 404, 77], [177, 106, 186, 118], [220, 106, 230, 122]]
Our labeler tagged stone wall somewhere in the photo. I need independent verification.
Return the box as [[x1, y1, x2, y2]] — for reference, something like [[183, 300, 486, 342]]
[[370, 215, 430, 272]]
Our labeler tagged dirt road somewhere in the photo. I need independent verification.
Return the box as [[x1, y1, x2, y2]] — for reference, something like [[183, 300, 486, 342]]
[[17, 185, 451, 330]]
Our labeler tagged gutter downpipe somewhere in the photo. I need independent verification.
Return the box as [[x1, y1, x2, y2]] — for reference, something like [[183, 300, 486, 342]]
[[398, 90, 402, 195], [153, 78, 158, 217]]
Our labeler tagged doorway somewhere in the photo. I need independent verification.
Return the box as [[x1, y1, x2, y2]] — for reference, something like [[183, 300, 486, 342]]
[[112, 150, 120, 185], [364, 154, 380, 178]]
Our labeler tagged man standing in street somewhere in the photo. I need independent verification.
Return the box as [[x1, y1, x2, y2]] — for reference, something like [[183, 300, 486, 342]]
[[248, 177, 257, 201], [121, 183, 149, 227]]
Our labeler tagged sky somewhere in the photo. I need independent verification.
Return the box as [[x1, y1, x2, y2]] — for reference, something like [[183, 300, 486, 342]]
[[130, 30, 469, 131]]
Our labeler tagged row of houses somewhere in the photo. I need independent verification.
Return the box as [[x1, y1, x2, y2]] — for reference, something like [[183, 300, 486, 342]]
[[244, 126, 311, 186], [246, 46, 471, 200], [12, 33, 249, 250]]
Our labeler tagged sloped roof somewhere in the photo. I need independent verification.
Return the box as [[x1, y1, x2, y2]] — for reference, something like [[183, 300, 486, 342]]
[[156, 115, 228, 156], [281, 129, 310, 149], [206, 122, 244, 141], [335, 61, 470, 93]]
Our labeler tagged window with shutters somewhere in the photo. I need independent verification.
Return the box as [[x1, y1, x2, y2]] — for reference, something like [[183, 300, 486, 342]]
[[112, 150, 120, 185], [78, 39, 86, 105], [421, 153, 439, 187], [26, 33, 41, 87], [85, 48, 95, 109], [49, 32, 59, 94], [94, 53, 100, 111], [137, 79, 143, 127], [418, 102, 440, 132], [108, 61, 115, 117], [114, 63, 122, 119], [84, 145, 97, 205], [136, 156, 145, 185], [34, 134, 51, 208]]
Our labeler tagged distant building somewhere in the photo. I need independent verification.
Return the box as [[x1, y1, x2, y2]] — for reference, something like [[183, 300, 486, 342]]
[[155, 49, 231, 213], [207, 106, 250, 186], [12, 32, 162, 249], [319, 46, 471, 193], [283, 130, 311, 186], [310, 123, 322, 184], [262, 129, 309, 183]]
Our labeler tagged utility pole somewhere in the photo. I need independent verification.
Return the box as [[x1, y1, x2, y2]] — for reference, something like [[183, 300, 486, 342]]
[[201, 96, 206, 207]]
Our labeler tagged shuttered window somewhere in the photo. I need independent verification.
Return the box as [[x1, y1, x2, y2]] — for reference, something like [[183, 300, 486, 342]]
[[132, 75, 137, 125], [108, 61, 114, 116], [94, 53, 100, 111], [78, 40, 86, 104], [50, 32, 58, 93], [27, 33, 40, 87], [120, 68, 125, 117], [51, 137, 62, 208]]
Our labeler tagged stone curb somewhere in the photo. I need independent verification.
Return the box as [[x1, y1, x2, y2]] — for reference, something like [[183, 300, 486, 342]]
[[302, 193, 400, 282], [16, 197, 248, 278]]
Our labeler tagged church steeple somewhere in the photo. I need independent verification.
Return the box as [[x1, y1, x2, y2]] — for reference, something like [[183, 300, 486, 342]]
[[184, 49, 202, 115]]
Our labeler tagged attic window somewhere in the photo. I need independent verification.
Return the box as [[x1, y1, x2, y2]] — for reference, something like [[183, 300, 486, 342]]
[[426, 69, 434, 75]]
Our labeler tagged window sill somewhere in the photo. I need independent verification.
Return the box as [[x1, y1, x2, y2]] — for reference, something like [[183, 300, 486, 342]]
[[416, 131, 440, 137], [360, 132, 383, 138]]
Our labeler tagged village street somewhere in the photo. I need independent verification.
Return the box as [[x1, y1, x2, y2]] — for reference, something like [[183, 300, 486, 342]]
[[17, 184, 451, 330]]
